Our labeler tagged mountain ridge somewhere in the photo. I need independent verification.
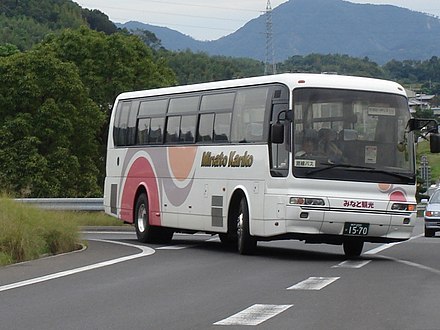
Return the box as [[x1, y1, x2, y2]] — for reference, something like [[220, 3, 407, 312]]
[[118, 0, 440, 64]]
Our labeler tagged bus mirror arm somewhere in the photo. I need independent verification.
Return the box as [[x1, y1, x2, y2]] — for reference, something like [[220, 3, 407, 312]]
[[407, 118, 440, 153], [407, 118, 438, 133], [271, 110, 292, 144]]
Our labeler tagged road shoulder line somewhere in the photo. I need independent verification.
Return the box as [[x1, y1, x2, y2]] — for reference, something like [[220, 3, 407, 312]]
[[0, 239, 154, 293]]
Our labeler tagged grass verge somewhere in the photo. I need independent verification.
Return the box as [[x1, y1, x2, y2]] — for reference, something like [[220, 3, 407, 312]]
[[417, 140, 440, 182], [1, 198, 80, 266], [0, 197, 126, 266]]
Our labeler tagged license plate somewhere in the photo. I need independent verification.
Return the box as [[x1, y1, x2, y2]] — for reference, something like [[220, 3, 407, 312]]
[[343, 222, 369, 236]]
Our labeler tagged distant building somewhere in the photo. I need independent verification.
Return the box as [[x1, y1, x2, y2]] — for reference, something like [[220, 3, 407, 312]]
[[431, 107, 440, 118], [408, 92, 436, 113]]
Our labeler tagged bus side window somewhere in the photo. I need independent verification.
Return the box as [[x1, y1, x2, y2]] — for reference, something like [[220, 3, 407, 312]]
[[113, 101, 131, 146], [136, 118, 150, 145], [166, 116, 181, 143], [198, 113, 214, 142], [214, 112, 231, 142], [180, 115, 197, 143], [127, 100, 139, 145], [231, 87, 268, 143], [149, 118, 164, 143], [270, 103, 289, 176]]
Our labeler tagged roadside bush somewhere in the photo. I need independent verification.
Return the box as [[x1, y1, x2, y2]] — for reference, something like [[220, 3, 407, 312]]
[[0, 197, 80, 266]]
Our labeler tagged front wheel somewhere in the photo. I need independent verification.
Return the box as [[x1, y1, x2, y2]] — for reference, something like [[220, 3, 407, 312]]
[[425, 227, 435, 237], [343, 240, 364, 258], [236, 197, 257, 255]]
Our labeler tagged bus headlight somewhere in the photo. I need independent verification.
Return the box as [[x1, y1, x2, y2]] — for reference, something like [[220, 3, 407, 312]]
[[290, 197, 325, 206], [391, 203, 416, 211]]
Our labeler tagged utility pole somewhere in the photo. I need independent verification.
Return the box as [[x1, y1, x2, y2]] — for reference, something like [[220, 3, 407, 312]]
[[264, 0, 276, 75]]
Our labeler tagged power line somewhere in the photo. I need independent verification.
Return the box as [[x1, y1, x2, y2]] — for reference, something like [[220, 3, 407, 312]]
[[136, 0, 262, 13], [77, 1, 268, 39]]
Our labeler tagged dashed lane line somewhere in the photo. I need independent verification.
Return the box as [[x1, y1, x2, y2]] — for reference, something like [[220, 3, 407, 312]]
[[332, 260, 372, 268], [0, 239, 155, 293], [213, 304, 293, 326], [287, 276, 340, 290]]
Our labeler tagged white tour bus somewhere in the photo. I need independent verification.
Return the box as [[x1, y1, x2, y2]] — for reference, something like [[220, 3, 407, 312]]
[[104, 73, 440, 257]]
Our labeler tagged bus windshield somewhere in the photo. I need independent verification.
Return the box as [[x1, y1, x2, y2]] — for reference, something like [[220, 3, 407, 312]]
[[292, 88, 414, 184]]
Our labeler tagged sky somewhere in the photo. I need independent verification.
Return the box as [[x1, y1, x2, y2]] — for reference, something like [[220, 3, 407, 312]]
[[74, 0, 440, 41]]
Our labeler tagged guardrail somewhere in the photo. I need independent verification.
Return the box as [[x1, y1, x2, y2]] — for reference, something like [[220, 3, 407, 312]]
[[417, 203, 426, 217], [14, 198, 104, 211]]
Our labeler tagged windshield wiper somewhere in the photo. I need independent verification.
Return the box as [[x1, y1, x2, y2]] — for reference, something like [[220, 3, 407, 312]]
[[306, 162, 415, 180], [306, 162, 373, 175], [363, 168, 415, 180]]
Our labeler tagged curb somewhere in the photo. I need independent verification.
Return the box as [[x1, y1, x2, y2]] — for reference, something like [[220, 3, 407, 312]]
[[80, 226, 135, 232]]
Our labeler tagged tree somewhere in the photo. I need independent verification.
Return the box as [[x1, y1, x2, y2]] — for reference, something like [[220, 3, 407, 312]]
[[33, 27, 177, 192], [0, 43, 20, 57], [38, 27, 176, 111], [278, 53, 385, 78], [163, 49, 263, 85], [0, 50, 104, 197], [81, 9, 118, 35]]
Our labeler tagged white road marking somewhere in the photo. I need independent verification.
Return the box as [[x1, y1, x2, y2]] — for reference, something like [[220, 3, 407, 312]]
[[364, 242, 401, 255], [158, 234, 218, 249], [81, 231, 134, 235], [157, 245, 196, 250], [332, 260, 371, 268], [0, 239, 155, 293], [361, 234, 440, 275], [364, 234, 423, 255], [287, 276, 340, 290], [213, 304, 293, 326], [380, 256, 440, 275]]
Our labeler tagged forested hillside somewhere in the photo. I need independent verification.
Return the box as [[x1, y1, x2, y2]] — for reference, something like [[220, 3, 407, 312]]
[[0, 0, 117, 50]]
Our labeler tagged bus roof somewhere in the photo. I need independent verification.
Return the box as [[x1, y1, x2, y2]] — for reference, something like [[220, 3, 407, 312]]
[[115, 73, 407, 101]]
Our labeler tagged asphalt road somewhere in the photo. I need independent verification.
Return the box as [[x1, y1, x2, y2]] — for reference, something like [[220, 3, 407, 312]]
[[0, 219, 439, 330]]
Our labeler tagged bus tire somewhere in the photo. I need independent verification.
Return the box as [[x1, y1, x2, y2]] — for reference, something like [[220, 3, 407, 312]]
[[236, 197, 257, 255], [424, 227, 435, 237], [135, 193, 153, 243], [134, 193, 158, 243], [219, 233, 236, 248], [135, 193, 174, 243], [343, 240, 364, 258]]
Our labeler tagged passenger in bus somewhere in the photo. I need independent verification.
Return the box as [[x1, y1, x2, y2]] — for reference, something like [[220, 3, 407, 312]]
[[295, 129, 318, 157], [318, 128, 343, 162]]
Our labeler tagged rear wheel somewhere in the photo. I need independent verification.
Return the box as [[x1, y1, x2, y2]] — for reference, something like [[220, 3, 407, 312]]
[[135, 193, 152, 243], [343, 240, 364, 258], [134, 193, 173, 243], [236, 197, 257, 255]]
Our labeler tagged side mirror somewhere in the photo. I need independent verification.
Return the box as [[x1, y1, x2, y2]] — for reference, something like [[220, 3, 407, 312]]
[[407, 118, 438, 133], [430, 133, 440, 153], [271, 109, 292, 144], [271, 123, 284, 144]]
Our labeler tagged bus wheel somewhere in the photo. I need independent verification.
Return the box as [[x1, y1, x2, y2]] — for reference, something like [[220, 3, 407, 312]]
[[343, 240, 364, 258], [424, 227, 435, 237], [236, 197, 257, 255], [135, 193, 153, 243]]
